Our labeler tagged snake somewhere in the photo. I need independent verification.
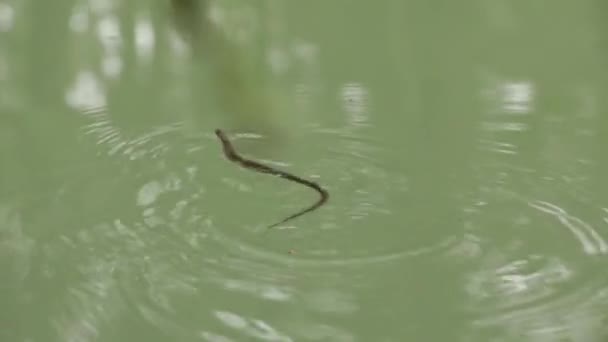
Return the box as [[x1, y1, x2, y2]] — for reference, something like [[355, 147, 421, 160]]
[[215, 129, 329, 228]]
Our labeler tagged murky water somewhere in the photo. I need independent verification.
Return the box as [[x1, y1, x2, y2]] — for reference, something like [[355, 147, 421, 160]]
[[2, 1, 608, 341]]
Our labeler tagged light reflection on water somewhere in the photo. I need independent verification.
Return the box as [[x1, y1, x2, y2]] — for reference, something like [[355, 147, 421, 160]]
[[455, 67, 608, 340], [459, 187, 608, 340], [2, 1, 608, 341], [41, 101, 463, 340]]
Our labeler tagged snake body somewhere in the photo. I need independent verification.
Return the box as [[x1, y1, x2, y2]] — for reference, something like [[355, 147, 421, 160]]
[[215, 129, 328, 228]]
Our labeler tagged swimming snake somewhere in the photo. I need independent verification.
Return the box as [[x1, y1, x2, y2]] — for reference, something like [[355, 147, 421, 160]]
[[215, 129, 328, 228]]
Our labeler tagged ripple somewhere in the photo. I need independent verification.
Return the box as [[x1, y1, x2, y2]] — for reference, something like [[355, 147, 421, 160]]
[[468, 277, 608, 341], [80, 110, 186, 161], [529, 200, 608, 255], [210, 126, 461, 267], [213, 310, 292, 342], [460, 166, 608, 340], [73, 112, 608, 341], [77, 123, 461, 340], [208, 224, 458, 268]]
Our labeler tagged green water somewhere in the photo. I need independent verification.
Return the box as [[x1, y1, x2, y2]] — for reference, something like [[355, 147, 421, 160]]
[[2, 1, 608, 341]]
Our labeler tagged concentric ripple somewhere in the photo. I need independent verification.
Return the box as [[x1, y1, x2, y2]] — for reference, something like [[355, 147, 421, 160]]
[[457, 162, 608, 341], [208, 126, 462, 266]]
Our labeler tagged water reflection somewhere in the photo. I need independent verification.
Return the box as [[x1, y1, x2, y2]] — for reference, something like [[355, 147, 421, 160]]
[[340, 82, 370, 127], [0, 2, 14, 32], [3, 0, 608, 341], [461, 191, 608, 340], [66, 71, 106, 110], [461, 67, 608, 340], [134, 15, 155, 63], [529, 200, 608, 255], [0, 205, 34, 286], [214, 310, 291, 341]]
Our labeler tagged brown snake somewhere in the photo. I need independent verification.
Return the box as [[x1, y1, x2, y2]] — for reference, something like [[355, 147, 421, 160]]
[[215, 129, 329, 228]]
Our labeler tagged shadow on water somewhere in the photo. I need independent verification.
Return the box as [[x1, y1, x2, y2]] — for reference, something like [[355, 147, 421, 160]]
[[170, 0, 288, 140]]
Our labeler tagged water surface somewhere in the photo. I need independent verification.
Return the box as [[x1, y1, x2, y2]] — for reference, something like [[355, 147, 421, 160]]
[[2, 1, 608, 341]]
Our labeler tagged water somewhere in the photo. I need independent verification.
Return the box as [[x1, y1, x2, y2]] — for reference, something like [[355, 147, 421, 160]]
[[2, 1, 608, 341]]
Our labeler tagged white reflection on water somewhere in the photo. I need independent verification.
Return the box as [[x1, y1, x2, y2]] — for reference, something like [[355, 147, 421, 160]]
[[481, 77, 534, 115], [470, 281, 608, 341], [96, 13, 123, 78], [529, 200, 608, 255], [78, 104, 184, 160], [477, 138, 518, 155], [199, 331, 233, 342], [461, 189, 608, 340], [466, 255, 572, 303], [135, 15, 155, 63], [481, 121, 528, 132], [68, 5, 89, 33], [0, 205, 34, 285], [501, 82, 533, 114], [465, 242, 608, 340], [479, 78, 533, 143], [340, 82, 370, 127], [221, 278, 291, 302], [137, 180, 164, 207], [65, 71, 106, 110], [214, 311, 292, 342], [0, 2, 15, 32], [50, 241, 125, 342]]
